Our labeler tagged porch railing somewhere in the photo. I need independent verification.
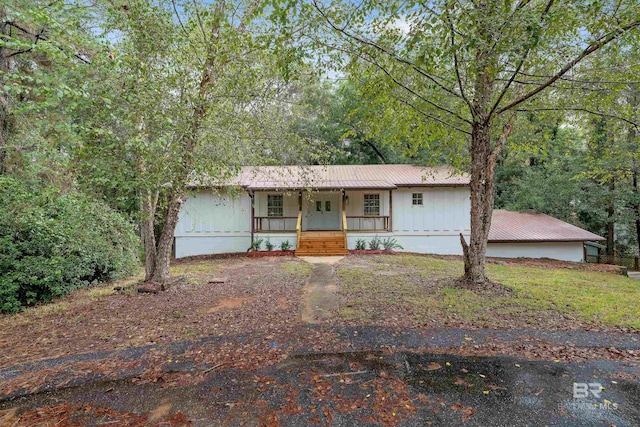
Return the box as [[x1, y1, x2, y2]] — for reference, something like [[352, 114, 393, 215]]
[[346, 216, 390, 232], [254, 216, 298, 232]]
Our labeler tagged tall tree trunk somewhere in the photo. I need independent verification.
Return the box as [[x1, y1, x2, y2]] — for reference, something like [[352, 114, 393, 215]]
[[0, 7, 10, 175], [462, 122, 492, 284], [461, 110, 518, 284], [138, 0, 258, 285], [606, 177, 615, 257], [633, 170, 640, 256], [629, 89, 640, 257], [143, 59, 211, 284]]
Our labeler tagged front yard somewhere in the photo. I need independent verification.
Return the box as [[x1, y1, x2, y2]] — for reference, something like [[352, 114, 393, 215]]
[[1, 254, 638, 370], [333, 255, 640, 331], [0, 257, 313, 368]]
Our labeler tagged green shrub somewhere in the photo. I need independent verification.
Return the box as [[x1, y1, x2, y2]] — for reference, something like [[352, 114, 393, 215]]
[[265, 239, 274, 251], [381, 237, 403, 251], [250, 238, 263, 251], [280, 240, 291, 251], [0, 177, 139, 313], [355, 239, 366, 250], [368, 237, 381, 250]]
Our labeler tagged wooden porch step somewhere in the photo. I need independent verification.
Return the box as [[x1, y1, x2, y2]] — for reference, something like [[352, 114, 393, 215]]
[[299, 236, 344, 241], [299, 235, 344, 241], [296, 231, 347, 256], [298, 243, 346, 249], [300, 239, 344, 245]]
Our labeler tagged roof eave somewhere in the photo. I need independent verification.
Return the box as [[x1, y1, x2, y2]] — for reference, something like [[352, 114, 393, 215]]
[[488, 238, 606, 243], [246, 185, 399, 191], [395, 183, 470, 188]]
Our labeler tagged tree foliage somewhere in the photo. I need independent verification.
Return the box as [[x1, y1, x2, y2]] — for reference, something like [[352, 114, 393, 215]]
[[0, 177, 139, 313], [286, 0, 640, 283]]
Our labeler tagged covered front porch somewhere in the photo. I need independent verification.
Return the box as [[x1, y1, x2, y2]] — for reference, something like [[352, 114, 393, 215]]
[[250, 189, 393, 255]]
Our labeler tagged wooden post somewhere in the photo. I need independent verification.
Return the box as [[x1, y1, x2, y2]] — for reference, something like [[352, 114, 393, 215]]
[[388, 189, 393, 232], [298, 191, 303, 228], [342, 190, 346, 231], [635, 256, 639, 271], [250, 191, 255, 248]]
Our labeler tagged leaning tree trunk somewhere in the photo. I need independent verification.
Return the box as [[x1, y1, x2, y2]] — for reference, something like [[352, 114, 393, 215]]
[[149, 192, 184, 283], [141, 189, 158, 281], [143, 74, 208, 284]]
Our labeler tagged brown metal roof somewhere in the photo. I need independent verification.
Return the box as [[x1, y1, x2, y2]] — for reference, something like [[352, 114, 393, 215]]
[[489, 210, 605, 242], [190, 164, 469, 190]]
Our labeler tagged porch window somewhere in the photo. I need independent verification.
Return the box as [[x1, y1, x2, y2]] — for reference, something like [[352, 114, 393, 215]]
[[364, 194, 380, 216], [412, 193, 423, 206], [267, 195, 283, 217]]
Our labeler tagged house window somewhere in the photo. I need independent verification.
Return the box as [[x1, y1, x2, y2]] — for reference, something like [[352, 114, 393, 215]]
[[316, 201, 322, 212], [364, 194, 380, 216], [325, 201, 331, 211], [267, 195, 283, 217], [412, 193, 423, 206]]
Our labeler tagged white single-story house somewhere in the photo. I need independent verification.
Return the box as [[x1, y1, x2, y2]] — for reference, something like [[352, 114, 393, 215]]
[[175, 164, 604, 262]]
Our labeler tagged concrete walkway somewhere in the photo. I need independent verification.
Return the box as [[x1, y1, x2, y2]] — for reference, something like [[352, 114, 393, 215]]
[[299, 256, 344, 323]]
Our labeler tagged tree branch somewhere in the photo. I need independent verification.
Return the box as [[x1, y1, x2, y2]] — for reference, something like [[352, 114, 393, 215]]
[[361, 50, 472, 124], [383, 92, 471, 135], [488, 0, 555, 120], [5, 21, 90, 64], [516, 107, 640, 129], [311, 0, 464, 101], [495, 19, 640, 115], [311, 36, 473, 125], [488, 0, 532, 54], [446, 11, 474, 115]]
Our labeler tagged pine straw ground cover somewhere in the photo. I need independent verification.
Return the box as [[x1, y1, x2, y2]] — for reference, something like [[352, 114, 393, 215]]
[[332, 254, 640, 332], [1, 253, 638, 373], [0, 257, 315, 369]]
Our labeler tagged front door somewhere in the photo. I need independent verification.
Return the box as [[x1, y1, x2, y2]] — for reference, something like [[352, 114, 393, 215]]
[[306, 193, 341, 230]]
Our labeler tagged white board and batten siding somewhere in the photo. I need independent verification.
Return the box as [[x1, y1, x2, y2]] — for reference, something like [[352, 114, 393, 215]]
[[388, 187, 471, 254], [174, 190, 252, 258], [342, 187, 470, 254], [486, 242, 585, 262], [175, 188, 588, 262]]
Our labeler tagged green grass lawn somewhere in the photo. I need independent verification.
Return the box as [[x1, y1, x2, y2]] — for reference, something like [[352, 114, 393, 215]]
[[335, 255, 640, 331]]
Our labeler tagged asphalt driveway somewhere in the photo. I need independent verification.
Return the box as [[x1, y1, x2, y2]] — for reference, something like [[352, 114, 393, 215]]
[[1, 326, 639, 426]]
